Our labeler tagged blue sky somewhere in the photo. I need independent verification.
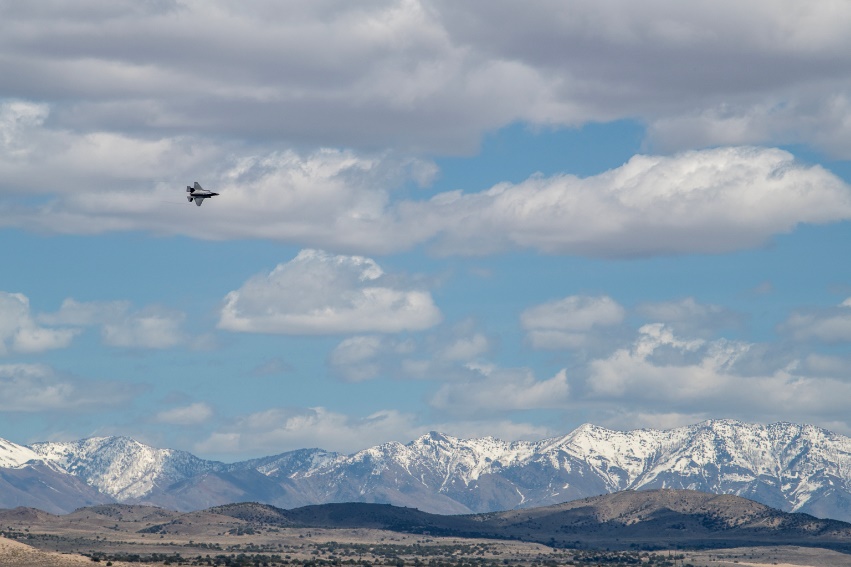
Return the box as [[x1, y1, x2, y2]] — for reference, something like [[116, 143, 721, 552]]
[[3, 1, 851, 460]]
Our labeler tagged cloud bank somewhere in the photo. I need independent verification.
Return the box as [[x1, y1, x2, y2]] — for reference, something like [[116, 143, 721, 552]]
[[5, 1, 851, 155], [4, 1, 851, 258], [4, 142, 848, 258]]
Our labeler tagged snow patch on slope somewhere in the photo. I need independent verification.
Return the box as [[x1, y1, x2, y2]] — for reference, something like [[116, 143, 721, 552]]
[[0, 437, 43, 468], [29, 436, 216, 500]]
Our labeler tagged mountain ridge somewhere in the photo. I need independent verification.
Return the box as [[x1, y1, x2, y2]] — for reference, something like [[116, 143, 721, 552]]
[[4, 489, 851, 554], [4, 419, 851, 522]]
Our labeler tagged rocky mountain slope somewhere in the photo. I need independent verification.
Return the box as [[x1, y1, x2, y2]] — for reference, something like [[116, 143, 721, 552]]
[[3, 420, 851, 522]]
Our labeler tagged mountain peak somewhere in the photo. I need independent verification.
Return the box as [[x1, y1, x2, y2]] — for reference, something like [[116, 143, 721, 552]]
[[412, 431, 457, 445]]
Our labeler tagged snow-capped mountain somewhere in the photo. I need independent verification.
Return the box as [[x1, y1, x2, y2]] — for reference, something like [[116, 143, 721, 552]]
[[28, 436, 221, 500], [3, 420, 851, 522], [0, 437, 42, 469]]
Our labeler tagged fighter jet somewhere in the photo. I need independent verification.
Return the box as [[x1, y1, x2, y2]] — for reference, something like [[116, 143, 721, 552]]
[[186, 182, 219, 206]]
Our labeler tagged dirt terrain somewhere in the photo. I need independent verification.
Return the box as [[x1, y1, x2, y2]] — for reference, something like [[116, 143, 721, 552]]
[[1, 497, 850, 566], [2, 530, 849, 567], [0, 535, 164, 567], [686, 546, 851, 567]]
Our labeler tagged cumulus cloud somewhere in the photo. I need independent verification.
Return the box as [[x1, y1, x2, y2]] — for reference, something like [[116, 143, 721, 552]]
[[522, 295, 625, 349], [5, 144, 849, 259], [781, 298, 851, 342], [0, 363, 138, 411], [419, 147, 851, 257], [0, 1, 555, 153], [0, 115, 436, 251], [431, 365, 570, 416], [39, 298, 186, 349], [0, 101, 223, 199], [585, 324, 851, 422], [154, 402, 214, 426], [219, 249, 442, 334], [0, 292, 78, 355]]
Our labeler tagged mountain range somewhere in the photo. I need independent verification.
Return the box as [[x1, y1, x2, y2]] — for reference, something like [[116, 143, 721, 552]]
[[2, 419, 851, 523]]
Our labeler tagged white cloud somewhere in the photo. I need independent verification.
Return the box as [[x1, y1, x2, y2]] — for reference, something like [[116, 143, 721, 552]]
[[802, 354, 851, 376], [0, 101, 221, 198], [101, 307, 185, 349], [6, 1, 851, 156], [427, 318, 492, 363], [431, 365, 570, 415], [585, 324, 851, 421], [439, 333, 490, 361], [0, 292, 78, 355], [7, 143, 847, 259], [636, 297, 741, 336], [154, 402, 213, 426], [0, 0, 851, 166], [328, 320, 491, 382], [329, 336, 385, 382], [38, 298, 131, 326], [522, 295, 624, 349], [39, 298, 186, 349], [0, 2, 555, 154], [647, 95, 851, 159], [419, 147, 851, 257], [219, 249, 442, 334], [4, 1, 851, 260], [781, 298, 851, 342], [0, 138, 437, 252], [0, 363, 137, 411], [433, 1, 851, 157]]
